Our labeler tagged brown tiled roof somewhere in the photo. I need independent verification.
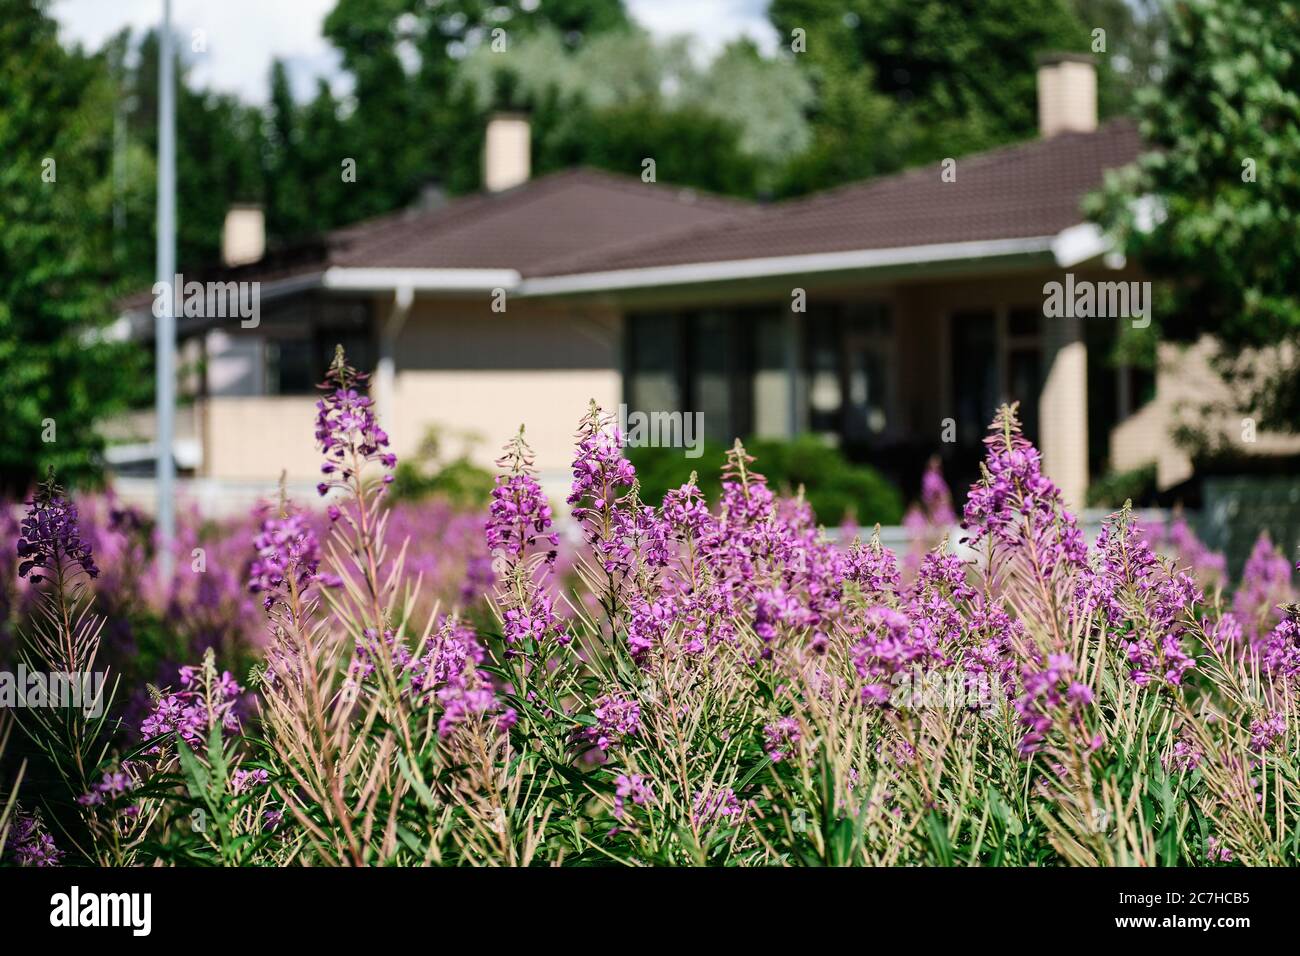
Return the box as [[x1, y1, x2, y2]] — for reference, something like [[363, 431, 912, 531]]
[[531, 120, 1142, 277], [120, 122, 1143, 314], [326, 167, 755, 273]]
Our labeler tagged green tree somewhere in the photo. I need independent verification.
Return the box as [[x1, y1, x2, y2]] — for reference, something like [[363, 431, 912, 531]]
[[321, 0, 631, 208], [769, 0, 1091, 187], [0, 0, 145, 493], [458, 27, 809, 193], [1090, 0, 1300, 429]]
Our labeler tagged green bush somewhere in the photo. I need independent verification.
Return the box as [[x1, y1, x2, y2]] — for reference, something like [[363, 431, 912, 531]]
[[629, 435, 903, 526], [1086, 463, 1158, 509], [388, 427, 494, 508]]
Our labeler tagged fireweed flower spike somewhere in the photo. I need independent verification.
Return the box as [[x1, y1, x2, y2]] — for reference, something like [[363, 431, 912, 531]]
[[962, 403, 1087, 579], [16, 469, 99, 584], [486, 426, 558, 572], [248, 495, 339, 613], [315, 345, 397, 501]]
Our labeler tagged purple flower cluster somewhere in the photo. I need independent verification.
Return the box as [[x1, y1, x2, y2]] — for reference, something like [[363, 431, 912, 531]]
[[7, 811, 63, 866], [584, 691, 641, 752], [486, 429, 558, 570], [16, 474, 99, 583], [248, 505, 339, 610], [613, 773, 655, 820], [1013, 653, 1098, 756], [1232, 532, 1293, 646], [962, 404, 1086, 575], [692, 787, 745, 827], [763, 716, 802, 762], [1089, 513, 1198, 688], [567, 406, 637, 573], [77, 769, 136, 809], [140, 665, 242, 750], [314, 349, 396, 499]]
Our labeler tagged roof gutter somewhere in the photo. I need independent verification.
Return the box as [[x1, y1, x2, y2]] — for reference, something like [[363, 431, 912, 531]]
[[516, 236, 1073, 296]]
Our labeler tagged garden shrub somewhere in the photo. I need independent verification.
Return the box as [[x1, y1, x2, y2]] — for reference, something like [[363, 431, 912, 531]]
[[629, 434, 903, 526]]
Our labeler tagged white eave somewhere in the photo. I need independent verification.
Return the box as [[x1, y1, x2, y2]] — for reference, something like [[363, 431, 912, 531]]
[[321, 266, 521, 292], [516, 235, 1083, 296]]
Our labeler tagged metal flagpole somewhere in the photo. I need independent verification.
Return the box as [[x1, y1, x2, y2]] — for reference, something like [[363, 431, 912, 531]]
[[155, 0, 177, 578]]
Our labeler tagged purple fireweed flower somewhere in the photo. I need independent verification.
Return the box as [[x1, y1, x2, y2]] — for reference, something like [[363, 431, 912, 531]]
[[567, 409, 637, 575], [844, 535, 902, 597], [1248, 711, 1286, 753], [1163, 736, 1204, 773], [7, 810, 63, 867], [77, 769, 135, 807], [852, 606, 939, 705], [140, 664, 242, 751], [692, 787, 744, 827], [16, 472, 99, 583], [315, 348, 395, 498], [1013, 652, 1098, 756], [1260, 615, 1300, 682], [486, 428, 558, 570], [1086, 510, 1199, 688], [502, 587, 562, 647], [613, 773, 655, 820], [662, 480, 711, 540], [232, 767, 270, 793], [584, 691, 641, 752], [763, 716, 802, 762], [248, 504, 339, 610], [962, 405, 1087, 577], [626, 591, 675, 660], [1232, 532, 1293, 646], [1206, 836, 1233, 862]]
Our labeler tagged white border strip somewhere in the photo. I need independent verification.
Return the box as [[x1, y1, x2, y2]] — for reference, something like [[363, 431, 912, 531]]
[[517, 236, 1060, 295]]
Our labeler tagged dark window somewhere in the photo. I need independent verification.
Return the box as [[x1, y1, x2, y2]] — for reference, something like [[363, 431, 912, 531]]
[[950, 310, 999, 447], [262, 295, 375, 396]]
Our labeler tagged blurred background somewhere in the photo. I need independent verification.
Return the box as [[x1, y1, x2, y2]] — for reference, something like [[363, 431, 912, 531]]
[[2, 0, 1298, 574]]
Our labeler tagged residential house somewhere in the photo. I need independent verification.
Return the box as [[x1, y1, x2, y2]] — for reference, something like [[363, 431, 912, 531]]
[[116, 54, 1210, 514]]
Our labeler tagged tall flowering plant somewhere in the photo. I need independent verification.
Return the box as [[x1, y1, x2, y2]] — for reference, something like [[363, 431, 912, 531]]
[[13, 382, 1300, 868]]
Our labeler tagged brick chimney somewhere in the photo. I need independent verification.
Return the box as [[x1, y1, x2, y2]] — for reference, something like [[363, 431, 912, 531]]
[[221, 204, 265, 267], [1036, 53, 1097, 137], [483, 112, 531, 192]]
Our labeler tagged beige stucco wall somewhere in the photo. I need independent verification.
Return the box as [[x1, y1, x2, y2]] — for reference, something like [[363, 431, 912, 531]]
[[389, 298, 621, 483], [198, 298, 621, 485], [202, 395, 321, 481], [1111, 336, 1300, 489]]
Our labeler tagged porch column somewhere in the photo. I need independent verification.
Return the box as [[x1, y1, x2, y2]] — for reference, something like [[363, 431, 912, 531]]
[[376, 285, 413, 430], [1039, 314, 1088, 509], [784, 308, 802, 438]]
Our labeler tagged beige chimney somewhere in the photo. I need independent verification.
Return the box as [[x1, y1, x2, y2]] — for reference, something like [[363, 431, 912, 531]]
[[1036, 53, 1097, 137], [483, 112, 531, 192], [221, 204, 265, 267]]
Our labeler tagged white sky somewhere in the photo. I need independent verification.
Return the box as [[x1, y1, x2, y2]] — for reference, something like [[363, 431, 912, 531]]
[[51, 0, 777, 104]]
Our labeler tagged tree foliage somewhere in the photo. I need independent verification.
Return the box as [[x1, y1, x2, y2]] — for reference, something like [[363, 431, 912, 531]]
[[0, 0, 146, 493], [1090, 0, 1300, 429]]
